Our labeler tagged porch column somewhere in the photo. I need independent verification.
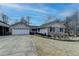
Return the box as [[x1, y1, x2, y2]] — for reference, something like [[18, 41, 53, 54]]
[[2, 27, 4, 35]]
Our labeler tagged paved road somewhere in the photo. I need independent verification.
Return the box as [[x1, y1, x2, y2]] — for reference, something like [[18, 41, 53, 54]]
[[0, 35, 37, 56]]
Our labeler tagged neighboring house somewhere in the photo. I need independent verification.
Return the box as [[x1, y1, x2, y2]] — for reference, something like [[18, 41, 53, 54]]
[[39, 21, 65, 36], [0, 21, 9, 35], [10, 20, 30, 35], [0, 12, 10, 36]]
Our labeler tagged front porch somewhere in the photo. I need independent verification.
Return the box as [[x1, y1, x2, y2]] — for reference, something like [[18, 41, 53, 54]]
[[0, 26, 9, 36]]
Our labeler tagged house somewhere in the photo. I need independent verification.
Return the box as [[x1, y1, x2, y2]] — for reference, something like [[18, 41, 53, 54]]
[[10, 19, 30, 35], [0, 12, 10, 36], [0, 21, 9, 35], [39, 21, 65, 36]]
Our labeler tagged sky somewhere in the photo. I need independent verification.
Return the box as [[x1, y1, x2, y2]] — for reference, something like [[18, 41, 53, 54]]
[[0, 3, 79, 26]]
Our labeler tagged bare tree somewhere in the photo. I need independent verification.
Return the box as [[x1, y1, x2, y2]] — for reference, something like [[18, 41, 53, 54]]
[[27, 16, 31, 25], [2, 14, 9, 23], [64, 17, 71, 36], [20, 16, 31, 25], [64, 11, 79, 36], [74, 11, 78, 36], [44, 16, 54, 23]]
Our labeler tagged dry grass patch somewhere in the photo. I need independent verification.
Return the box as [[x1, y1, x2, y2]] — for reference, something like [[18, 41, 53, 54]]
[[31, 35, 79, 56]]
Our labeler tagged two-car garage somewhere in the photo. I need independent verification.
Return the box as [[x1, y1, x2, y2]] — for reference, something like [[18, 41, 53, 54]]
[[10, 20, 30, 35], [12, 28, 29, 35]]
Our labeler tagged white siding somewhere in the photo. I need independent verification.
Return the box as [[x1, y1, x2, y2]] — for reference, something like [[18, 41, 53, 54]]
[[39, 28, 48, 35], [11, 23, 30, 35], [54, 27, 65, 33], [12, 29, 29, 35]]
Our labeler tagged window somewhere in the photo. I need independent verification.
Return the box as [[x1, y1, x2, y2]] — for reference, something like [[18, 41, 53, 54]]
[[50, 27, 52, 32], [52, 27, 55, 32], [38, 29, 40, 32], [60, 28, 63, 32], [77, 28, 79, 31], [50, 27, 55, 32]]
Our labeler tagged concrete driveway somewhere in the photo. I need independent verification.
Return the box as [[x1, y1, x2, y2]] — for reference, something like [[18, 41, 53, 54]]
[[0, 35, 37, 56]]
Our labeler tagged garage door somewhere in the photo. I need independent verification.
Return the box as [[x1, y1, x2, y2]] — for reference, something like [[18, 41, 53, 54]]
[[12, 29, 29, 35]]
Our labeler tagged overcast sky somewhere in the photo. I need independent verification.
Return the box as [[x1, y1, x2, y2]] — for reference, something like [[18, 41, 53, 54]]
[[0, 3, 79, 25]]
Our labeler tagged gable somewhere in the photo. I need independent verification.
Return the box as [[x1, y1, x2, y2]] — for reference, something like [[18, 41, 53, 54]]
[[11, 23, 29, 29]]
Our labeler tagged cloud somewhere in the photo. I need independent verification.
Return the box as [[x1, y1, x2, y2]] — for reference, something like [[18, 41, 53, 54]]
[[1, 3, 78, 25], [0, 3, 50, 14], [59, 11, 74, 17], [67, 4, 79, 10], [0, 3, 23, 10], [57, 4, 78, 18], [29, 8, 49, 14], [35, 4, 58, 15]]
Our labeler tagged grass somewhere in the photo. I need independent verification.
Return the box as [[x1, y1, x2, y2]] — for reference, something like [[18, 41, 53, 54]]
[[35, 34, 79, 42], [0, 35, 79, 56], [31, 35, 79, 56]]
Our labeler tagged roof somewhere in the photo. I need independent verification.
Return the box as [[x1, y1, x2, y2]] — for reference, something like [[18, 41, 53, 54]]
[[0, 21, 9, 27], [40, 21, 54, 27], [29, 25, 40, 29], [10, 21, 29, 27], [51, 23, 65, 28], [40, 21, 65, 28]]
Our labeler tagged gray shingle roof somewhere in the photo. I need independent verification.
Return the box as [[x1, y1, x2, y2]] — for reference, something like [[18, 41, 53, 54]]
[[40, 21, 65, 28], [0, 21, 9, 27], [10, 21, 29, 27]]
